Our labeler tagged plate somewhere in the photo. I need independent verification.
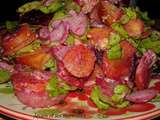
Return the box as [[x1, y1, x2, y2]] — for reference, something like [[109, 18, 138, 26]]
[[0, 83, 160, 120]]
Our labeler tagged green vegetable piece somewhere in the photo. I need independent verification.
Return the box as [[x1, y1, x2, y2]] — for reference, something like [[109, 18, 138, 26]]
[[44, 58, 57, 71], [46, 76, 68, 97], [107, 44, 122, 60], [108, 33, 121, 48], [5, 21, 18, 32], [151, 95, 160, 102], [91, 86, 110, 109], [39, 1, 63, 14], [111, 23, 128, 38], [17, 1, 41, 14], [53, 10, 66, 20], [65, 35, 75, 45], [0, 70, 11, 83], [120, 15, 130, 24], [35, 108, 61, 117], [64, 0, 81, 13], [0, 87, 14, 94], [116, 101, 129, 108], [123, 7, 137, 20], [114, 84, 129, 95], [111, 94, 123, 104]]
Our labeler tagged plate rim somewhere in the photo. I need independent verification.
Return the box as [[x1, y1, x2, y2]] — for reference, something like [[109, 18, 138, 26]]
[[0, 105, 160, 120]]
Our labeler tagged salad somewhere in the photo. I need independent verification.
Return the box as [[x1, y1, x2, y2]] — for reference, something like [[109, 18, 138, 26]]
[[0, 0, 160, 118]]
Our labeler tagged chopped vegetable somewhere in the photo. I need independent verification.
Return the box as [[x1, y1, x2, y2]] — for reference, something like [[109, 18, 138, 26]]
[[5, 21, 18, 32], [0, 70, 11, 83]]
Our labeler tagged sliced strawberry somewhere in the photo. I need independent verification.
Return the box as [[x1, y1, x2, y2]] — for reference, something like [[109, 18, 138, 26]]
[[104, 108, 127, 115], [102, 40, 136, 80], [127, 103, 155, 112], [99, 0, 123, 25], [16, 48, 51, 70], [2, 24, 36, 56], [63, 44, 96, 78], [124, 19, 144, 37], [87, 28, 113, 50]]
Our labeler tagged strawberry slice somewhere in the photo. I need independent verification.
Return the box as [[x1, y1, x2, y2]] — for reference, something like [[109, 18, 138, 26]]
[[2, 24, 36, 56], [124, 19, 144, 37], [102, 40, 136, 80], [16, 48, 51, 70]]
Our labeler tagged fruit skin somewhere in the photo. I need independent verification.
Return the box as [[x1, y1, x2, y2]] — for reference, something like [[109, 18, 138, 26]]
[[2, 24, 36, 56], [102, 40, 136, 80], [63, 44, 96, 78], [124, 18, 144, 37], [11, 72, 65, 108]]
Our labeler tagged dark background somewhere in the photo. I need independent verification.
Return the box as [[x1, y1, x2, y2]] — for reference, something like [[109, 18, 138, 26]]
[[0, 0, 160, 119]]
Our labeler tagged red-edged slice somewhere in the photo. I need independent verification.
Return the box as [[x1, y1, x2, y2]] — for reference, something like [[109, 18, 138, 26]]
[[11, 71, 65, 108], [2, 24, 36, 56], [102, 40, 136, 80], [99, 0, 123, 25], [127, 103, 155, 112], [16, 48, 51, 70], [124, 19, 144, 37], [87, 28, 113, 50], [63, 44, 96, 78]]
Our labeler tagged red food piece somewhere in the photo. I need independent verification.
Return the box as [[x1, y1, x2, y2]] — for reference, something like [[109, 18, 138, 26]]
[[154, 82, 160, 92], [124, 19, 144, 37], [104, 108, 127, 115], [16, 48, 51, 70], [11, 72, 65, 108], [57, 62, 81, 87], [135, 50, 156, 90], [99, 0, 123, 25], [87, 28, 113, 50], [126, 89, 158, 103], [63, 44, 96, 78], [127, 103, 155, 112], [102, 40, 136, 80], [2, 24, 36, 56]]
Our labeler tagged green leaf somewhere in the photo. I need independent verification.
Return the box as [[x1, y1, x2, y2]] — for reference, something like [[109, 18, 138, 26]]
[[0, 87, 14, 94], [17, 1, 41, 14], [46, 76, 69, 97], [107, 44, 122, 60], [64, 0, 80, 13], [53, 10, 66, 20], [44, 58, 57, 71], [5, 21, 18, 32], [111, 23, 128, 38], [91, 86, 110, 109], [151, 95, 160, 102], [123, 7, 137, 20], [114, 84, 130, 95], [116, 101, 129, 108], [65, 35, 75, 45], [0, 70, 11, 83], [108, 33, 121, 48]]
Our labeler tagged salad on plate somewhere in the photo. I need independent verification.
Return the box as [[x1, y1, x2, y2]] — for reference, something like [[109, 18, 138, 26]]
[[0, 0, 160, 119]]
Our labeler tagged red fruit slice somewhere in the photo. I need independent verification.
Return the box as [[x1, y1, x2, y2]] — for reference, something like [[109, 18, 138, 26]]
[[2, 24, 36, 56], [63, 44, 96, 78], [102, 40, 136, 80]]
